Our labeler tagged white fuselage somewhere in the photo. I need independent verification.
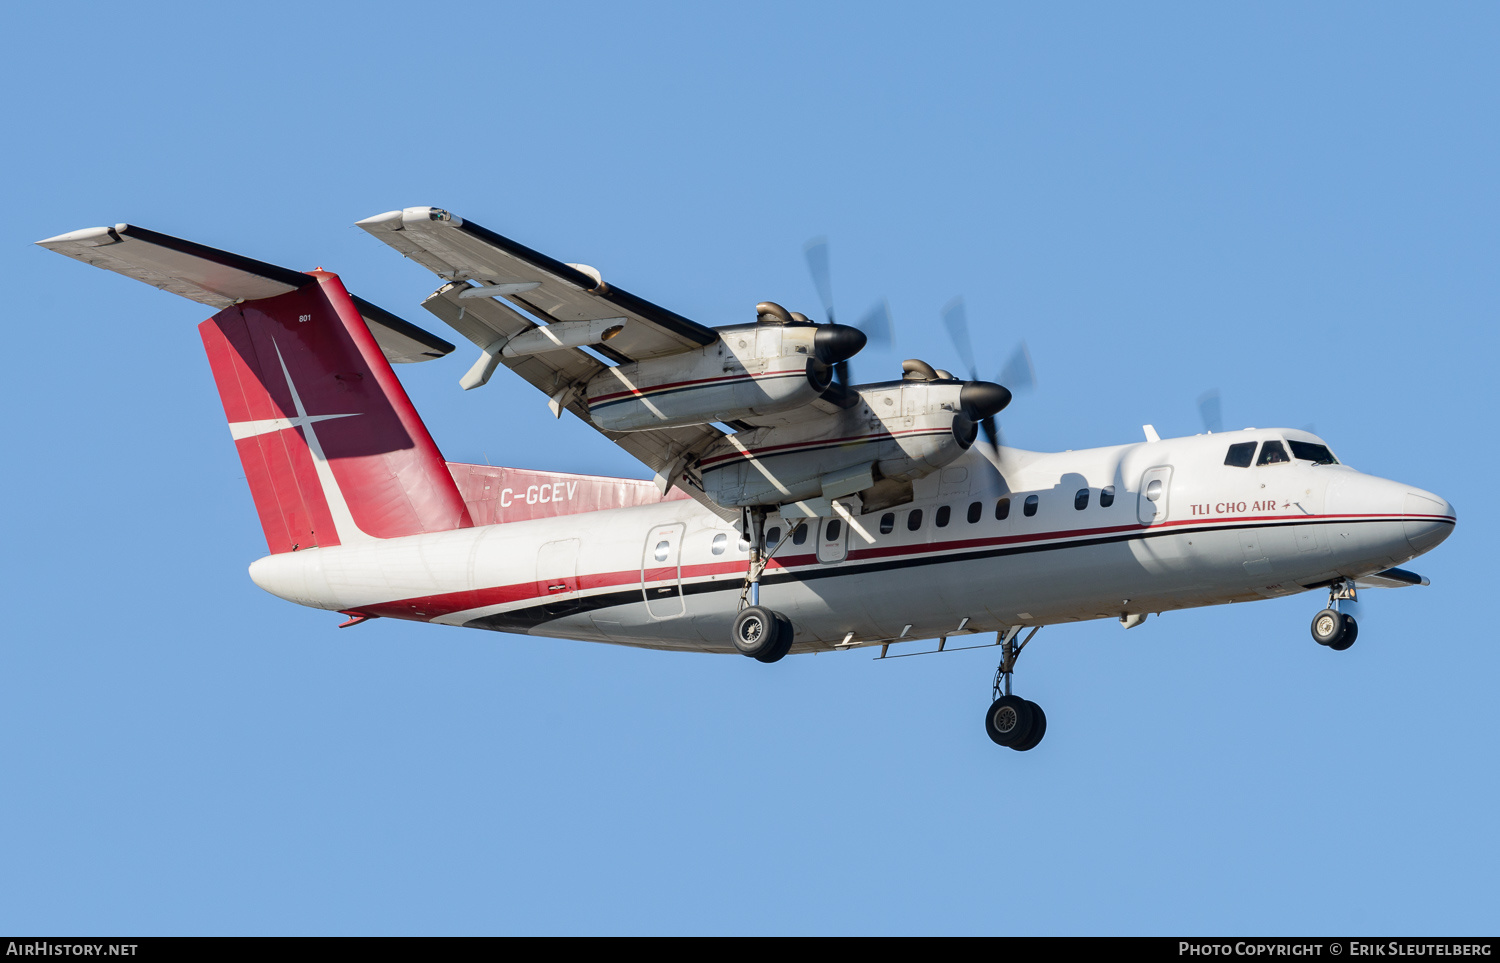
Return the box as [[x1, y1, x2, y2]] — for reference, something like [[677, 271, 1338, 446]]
[[247, 428, 1455, 653]]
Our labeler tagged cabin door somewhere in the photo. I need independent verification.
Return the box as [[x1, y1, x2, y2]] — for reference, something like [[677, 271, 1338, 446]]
[[1137, 466, 1173, 525]]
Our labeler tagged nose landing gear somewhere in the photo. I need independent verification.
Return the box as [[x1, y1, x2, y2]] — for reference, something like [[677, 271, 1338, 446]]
[[985, 626, 1047, 750], [1311, 579, 1359, 651]]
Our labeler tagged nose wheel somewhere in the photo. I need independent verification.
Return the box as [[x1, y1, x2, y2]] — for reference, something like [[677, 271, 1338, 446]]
[[985, 626, 1047, 751], [1312, 580, 1359, 651]]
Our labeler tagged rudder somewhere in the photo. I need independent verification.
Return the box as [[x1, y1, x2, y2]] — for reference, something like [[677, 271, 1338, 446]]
[[202, 272, 472, 552]]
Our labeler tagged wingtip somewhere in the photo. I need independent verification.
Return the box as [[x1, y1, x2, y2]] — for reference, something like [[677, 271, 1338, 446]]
[[355, 207, 462, 233], [35, 224, 121, 249]]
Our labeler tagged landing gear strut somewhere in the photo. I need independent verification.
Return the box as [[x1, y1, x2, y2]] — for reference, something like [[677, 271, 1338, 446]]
[[1312, 579, 1359, 651], [984, 626, 1047, 751], [732, 508, 799, 663]]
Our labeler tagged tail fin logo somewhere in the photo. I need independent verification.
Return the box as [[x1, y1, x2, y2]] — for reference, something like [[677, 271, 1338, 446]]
[[225, 338, 369, 544]]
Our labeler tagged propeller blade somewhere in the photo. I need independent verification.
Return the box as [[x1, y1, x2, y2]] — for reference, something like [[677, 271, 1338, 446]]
[[803, 237, 835, 324], [1197, 389, 1223, 434], [999, 342, 1037, 393], [834, 359, 851, 388], [941, 296, 977, 379], [856, 297, 894, 348], [980, 414, 1000, 450]]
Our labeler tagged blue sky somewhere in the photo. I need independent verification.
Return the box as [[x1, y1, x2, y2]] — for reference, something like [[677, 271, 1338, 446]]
[[2, 2, 1495, 935]]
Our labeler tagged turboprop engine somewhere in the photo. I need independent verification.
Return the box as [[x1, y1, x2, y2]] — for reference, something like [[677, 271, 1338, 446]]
[[586, 302, 866, 431], [697, 359, 1011, 513]]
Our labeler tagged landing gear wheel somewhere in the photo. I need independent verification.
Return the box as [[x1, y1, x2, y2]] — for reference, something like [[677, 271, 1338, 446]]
[[984, 695, 1035, 747], [1328, 614, 1358, 651], [1011, 701, 1047, 751], [754, 615, 796, 663], [1311, 608, 1346, 647], [732, 606, 787, 661]]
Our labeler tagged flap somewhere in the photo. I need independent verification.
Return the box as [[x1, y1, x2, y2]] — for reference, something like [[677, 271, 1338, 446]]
[[356, 207, 719, 362], [422, 281, 734, 521], [1355, 567, 1430, 589]]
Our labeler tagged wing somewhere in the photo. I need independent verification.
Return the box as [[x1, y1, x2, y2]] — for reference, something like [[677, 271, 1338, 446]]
[[419, 281, 737, 522], [36, 223, 454, 365], [356, 208, 718, 363]]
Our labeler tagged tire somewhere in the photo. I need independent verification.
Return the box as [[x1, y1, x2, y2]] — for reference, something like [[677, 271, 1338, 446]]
[[1311, 608, 1345, 646], [1012, 701, 1047, 751], [984, 695, 1034, 747], [755, 615, 796, 663], [733, 606, 785, 659], [1329, 614, 1358, 651]]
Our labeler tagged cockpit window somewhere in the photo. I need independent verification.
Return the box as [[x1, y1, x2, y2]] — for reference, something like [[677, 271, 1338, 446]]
[[1224, 442, 1256, 468], [1288, 440, 1338, 465], [1256, 440, 1290, 466]]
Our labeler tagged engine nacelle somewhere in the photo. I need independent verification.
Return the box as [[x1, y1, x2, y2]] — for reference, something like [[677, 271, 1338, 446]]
[[698, 379, 981, 510], [585, 312, 866, 432]]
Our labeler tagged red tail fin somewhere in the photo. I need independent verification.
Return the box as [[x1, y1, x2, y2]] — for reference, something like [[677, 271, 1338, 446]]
[[201, 271, 472, 553]]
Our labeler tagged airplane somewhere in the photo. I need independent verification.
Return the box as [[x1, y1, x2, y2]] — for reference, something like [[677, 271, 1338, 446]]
[[36, 209, 1456, 752]]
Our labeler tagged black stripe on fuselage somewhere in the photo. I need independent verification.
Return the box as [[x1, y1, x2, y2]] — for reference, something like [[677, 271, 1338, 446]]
[[462, 515, 1439, 633]]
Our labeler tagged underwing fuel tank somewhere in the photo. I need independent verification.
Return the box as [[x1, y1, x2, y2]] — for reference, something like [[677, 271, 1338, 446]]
[[697, 378, 1007, 510], [586, 319, 864, 431]]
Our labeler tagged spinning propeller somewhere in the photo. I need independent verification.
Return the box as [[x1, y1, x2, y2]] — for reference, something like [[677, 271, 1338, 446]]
[[1198, 389, 1224, 434], [940, 295, 1037, 450], [803, 237, 894, 386], [1195, 389, 1316, 438]]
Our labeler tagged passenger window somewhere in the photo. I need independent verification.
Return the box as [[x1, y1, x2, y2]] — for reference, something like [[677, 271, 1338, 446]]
[[1074, 488, 1089, 510], [935, 506, 951, 528], [1288, 440, 1338, 465], [826, 519, 842, 542], [1100, 485, 1115, 508], [879, 513, 895, 535], [654, 540, 670, 561], [907, 509, 924, 531], [1224, 442, 1256, 468], [711, 533, 727, 555], [1257, 440, 1290, 466], [1146, 479, 1163, 502], [766, 526, 781, 546], [1023, 495, 1038, 517], [995, 498, 1010, 520], [967, 501, 982, 524], [792, 524, 809, 545]]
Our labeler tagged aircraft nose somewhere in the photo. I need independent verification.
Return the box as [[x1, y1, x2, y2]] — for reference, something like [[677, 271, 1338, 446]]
[[1403, 488, 1456, 555]]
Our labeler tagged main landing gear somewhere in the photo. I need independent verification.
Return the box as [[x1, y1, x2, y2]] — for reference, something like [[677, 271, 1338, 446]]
[[985, 626, 1047, 751], [1311, 579, 1359, 651], [732, 508, 800, 664], [732, 606, 794, 663]]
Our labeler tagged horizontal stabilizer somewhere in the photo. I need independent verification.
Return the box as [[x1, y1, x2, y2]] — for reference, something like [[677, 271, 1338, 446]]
[[37, 223, 453, 364]]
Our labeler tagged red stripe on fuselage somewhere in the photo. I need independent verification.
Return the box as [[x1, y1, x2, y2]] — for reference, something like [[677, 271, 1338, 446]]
[[346, 510, 1447, 624]]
